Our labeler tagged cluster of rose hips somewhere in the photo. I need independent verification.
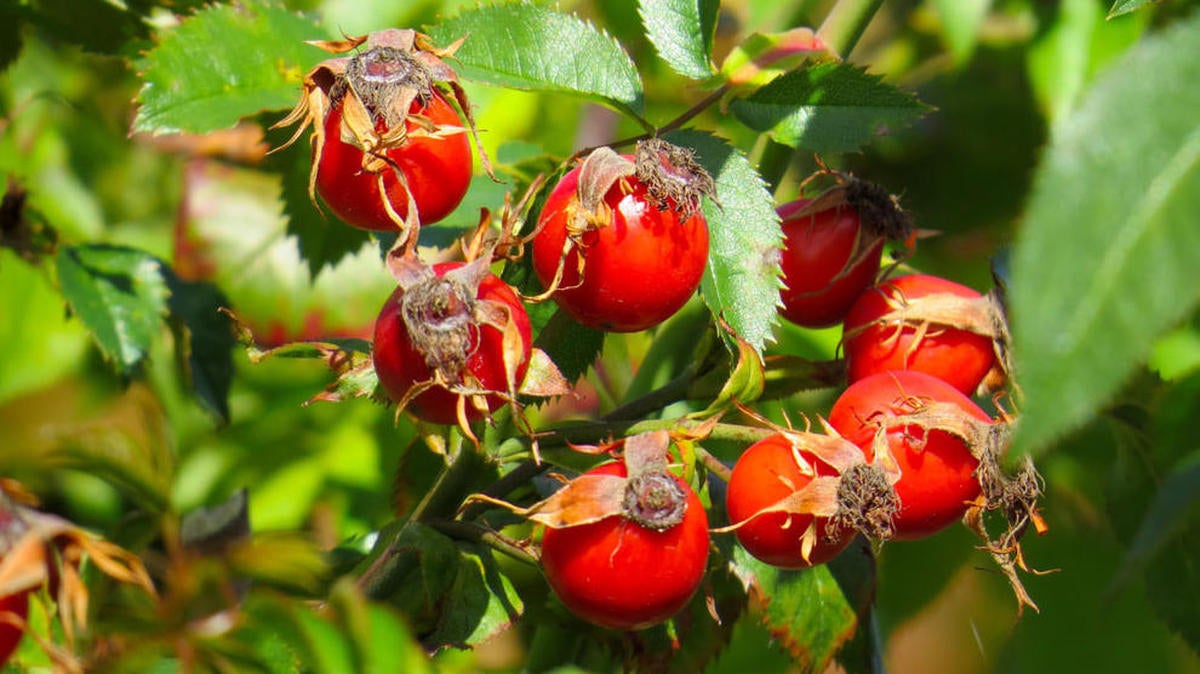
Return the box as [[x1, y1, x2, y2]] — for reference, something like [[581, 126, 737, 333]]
[[725, 173, 1043, 613], [273, 29, 1042, 633]]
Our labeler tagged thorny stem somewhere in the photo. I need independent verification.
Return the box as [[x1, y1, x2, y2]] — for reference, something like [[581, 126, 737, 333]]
[[694, 445, 733, 483]]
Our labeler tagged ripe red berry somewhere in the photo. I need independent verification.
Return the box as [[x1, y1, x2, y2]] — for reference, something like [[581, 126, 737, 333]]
[[276, 29, 475, 231], [828, 370, 991, 540], [532, 140, 713, 332], [372, 261, 532, 425], [0, 590, 28, 667], [842, 275, 998, 395], [776, 200, 884, 328], [726, 433, 853, 567], [540, 460, 710, 630], [776, 177, 912, 329], [315, 90, 471, 231]]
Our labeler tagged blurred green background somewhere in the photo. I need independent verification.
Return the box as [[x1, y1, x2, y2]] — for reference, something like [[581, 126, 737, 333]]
[[2, 0, 1198, 672]]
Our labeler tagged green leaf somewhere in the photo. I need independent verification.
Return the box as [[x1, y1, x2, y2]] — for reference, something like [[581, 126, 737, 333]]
[[328, 579, 433, 674], [427, 544, 524, 649], [717, 28, 827, 90], [133, 2, 327, 134], [276, 600, 359, 674], [729, 63, 931, 154], [665, 130, 781, 355], [638, 0, 718, 79], [1026, 0, 1146, 124], [1010, 12, 1200, 454], [53, 388, 175, 513], [180, 488, 249, 551], [57, 244, 171, 376], [0, 3, 25, 71], [164, 273, 235, 424], [532, 309, 606, 385], [930, 0, 992, 64], [357, 522, 462, 633], [230, 532, 332, 596], [27, 0, 149, 56], [427, 3, 645, 118], [1108, 0, 1153, 19], [1112, 449, 1200, 590], [729, 546, 859, 671]]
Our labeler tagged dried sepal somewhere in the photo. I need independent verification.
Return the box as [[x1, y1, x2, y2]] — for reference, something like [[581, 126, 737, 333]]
[[796, 162, 914, 243], [464, 431, 690, 532], [634, 138, 715, 219], [0, 491, 155, 659], [866, 386, 1050, 612], [517, 349, 571, 398], [378, 249, 540, 441], [842, 283, 1014, 393], [272, 28, 474, 239], [717, 409, 901, 550], [532, 139, 715, 302], [467, 474, 628, 529]]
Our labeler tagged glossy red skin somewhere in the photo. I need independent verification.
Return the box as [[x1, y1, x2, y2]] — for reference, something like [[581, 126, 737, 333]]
[[540, 461, 710, 630], [828, 370, 989, 540], [372, 263, 532, 425], [531, 161, 709, 332], [777, 200, 884, 329], [726, 433, 852, 568], [315, 90, 472, 231], [843, 275, 996, 395], [0, 590, 29, 666]]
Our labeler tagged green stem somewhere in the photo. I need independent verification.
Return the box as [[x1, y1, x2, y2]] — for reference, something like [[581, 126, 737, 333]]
[[600, 366, 696, 422], [694, 445, 733, 483], [356, 440, 492, 598], [539, 419, 774, 452], [658, 84, 730, 135], [457, 459, 548, 521], [413, 440, 490, 523], [427, 519, 539, 566], [816, 0, 886, 59], [573, 85, 732, 161]]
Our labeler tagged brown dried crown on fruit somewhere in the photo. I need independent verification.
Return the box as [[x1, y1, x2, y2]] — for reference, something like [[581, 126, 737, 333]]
[[566, 139, 715, 239], [387, 253, 528, 406], [272, 29, 479, 230], [720, 420, 902, 559], [794, 171, 915, 267]]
